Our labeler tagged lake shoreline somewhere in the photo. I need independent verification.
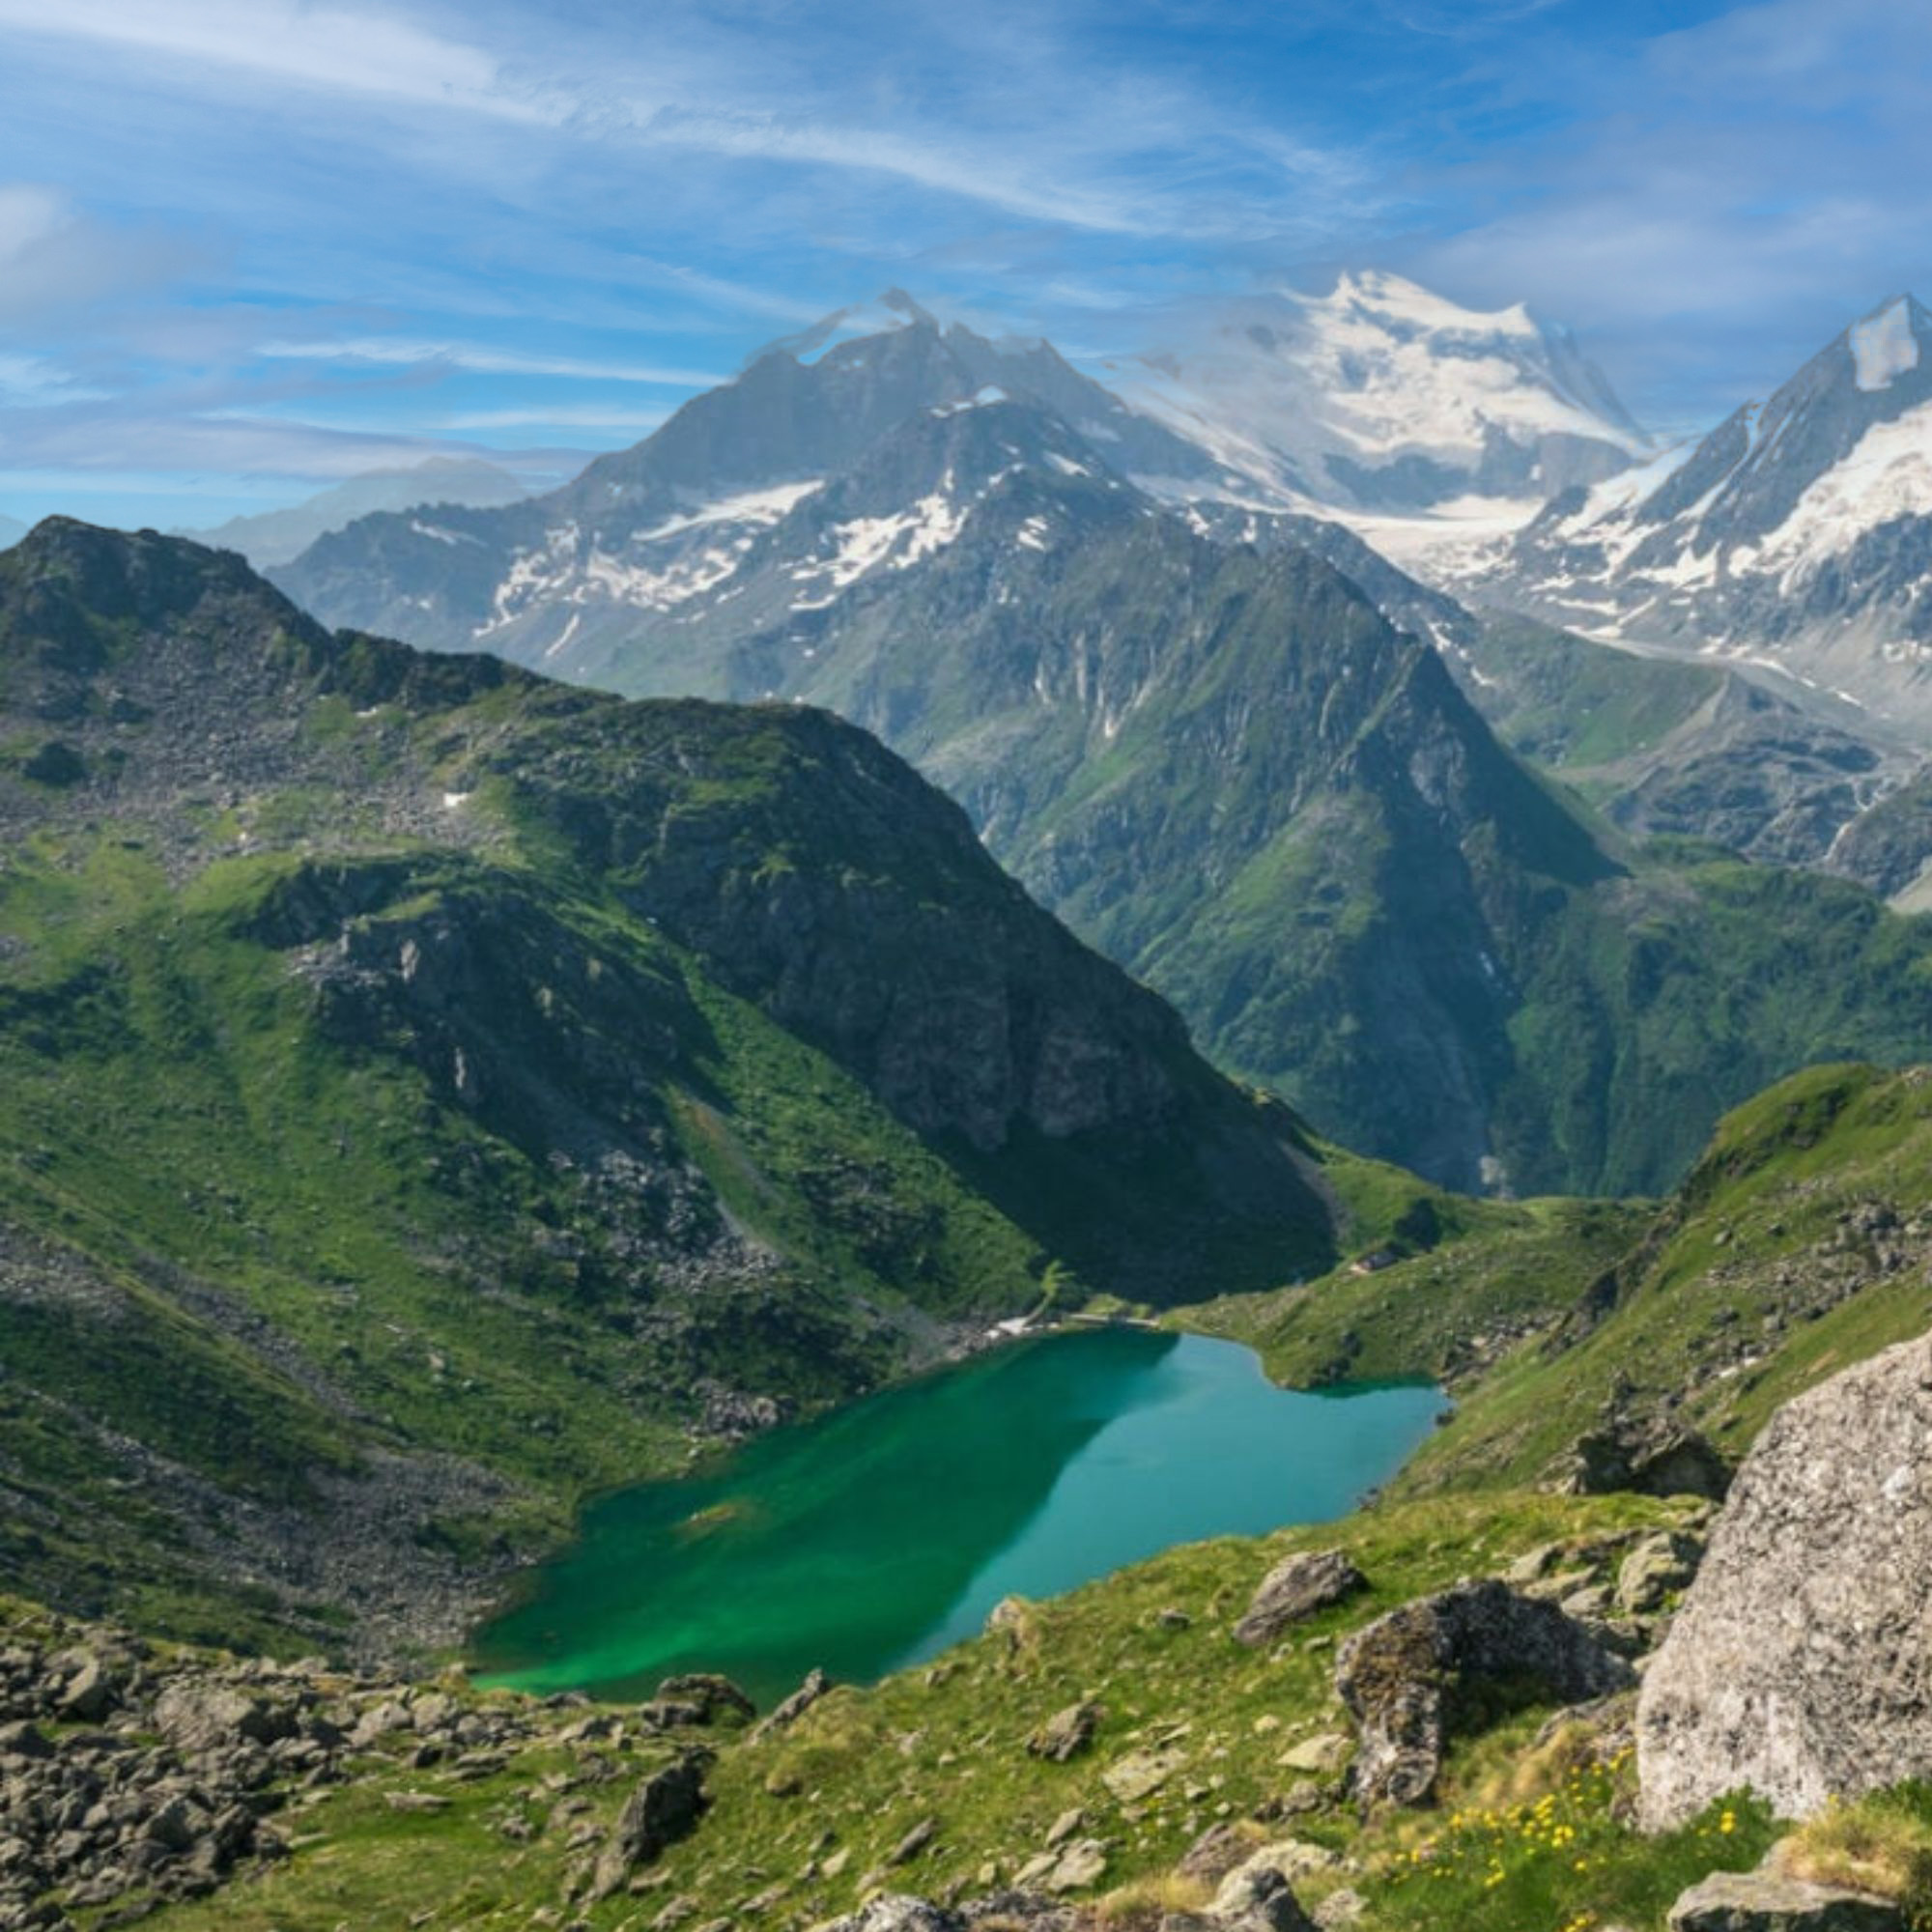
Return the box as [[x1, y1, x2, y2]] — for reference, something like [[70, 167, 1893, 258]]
[[469, 1328, 1445, 1707]]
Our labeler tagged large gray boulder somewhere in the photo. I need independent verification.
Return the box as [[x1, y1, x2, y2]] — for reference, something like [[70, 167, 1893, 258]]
[[1336, 1578, 1634, 1808], [1234, 1550, 1366, 1646], [1639, 1329, 1932, 1829]]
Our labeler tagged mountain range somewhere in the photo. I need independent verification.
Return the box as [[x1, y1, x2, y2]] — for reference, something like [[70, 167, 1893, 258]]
[[269, 302, 1932, 1196]]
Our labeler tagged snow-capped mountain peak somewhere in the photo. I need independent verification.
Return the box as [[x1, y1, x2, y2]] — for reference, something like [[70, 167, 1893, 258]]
[[1105, 270, 1651, 518], [1481, 290, 1932, 726]]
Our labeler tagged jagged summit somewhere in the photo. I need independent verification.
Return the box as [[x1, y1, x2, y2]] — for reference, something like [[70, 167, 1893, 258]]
[[766, 287, 942, 364]]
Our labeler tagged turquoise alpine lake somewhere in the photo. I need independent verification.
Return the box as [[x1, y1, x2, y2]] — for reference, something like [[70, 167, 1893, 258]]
[[471, 1329, 1442, 1706]]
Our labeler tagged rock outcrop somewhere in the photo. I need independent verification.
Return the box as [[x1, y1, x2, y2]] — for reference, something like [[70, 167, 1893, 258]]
[[1666, 1867, 1903, 1930], [1335, 1579, 1634, 1808], [589, 1751, 713, 1900], [1234, 1550, 1366, 1647], [1027, 1701, 1102, 1763], [1639, 1329, 1932, 1828]]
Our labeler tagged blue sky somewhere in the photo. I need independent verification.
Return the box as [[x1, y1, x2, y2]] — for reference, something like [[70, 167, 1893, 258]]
[[1, 0, 1926, 530]]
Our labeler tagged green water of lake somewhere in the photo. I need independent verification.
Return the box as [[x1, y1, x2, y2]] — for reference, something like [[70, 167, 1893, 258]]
[[471, 1329, 1442, 1706]]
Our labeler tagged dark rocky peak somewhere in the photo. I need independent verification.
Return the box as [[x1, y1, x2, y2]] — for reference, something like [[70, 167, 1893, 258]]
[[1, 519, 523, 717], [559, 296, 1219, 528], [0, 516, 304, 655], [1631, 293, 1932, 545]]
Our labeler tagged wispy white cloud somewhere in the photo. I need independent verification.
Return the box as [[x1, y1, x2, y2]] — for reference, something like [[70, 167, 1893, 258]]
[[0, 0, 544, 118], [434, 406, 671, 431], [254, 335, 724, 386]]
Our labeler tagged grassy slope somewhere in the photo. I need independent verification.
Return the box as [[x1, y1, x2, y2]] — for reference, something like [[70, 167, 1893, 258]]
[[1188, 1062, 1932, 1502], [1458, 615, 1723, 787], [0, 810, 1057, 1647], [97, 1492, 1769, 1932]]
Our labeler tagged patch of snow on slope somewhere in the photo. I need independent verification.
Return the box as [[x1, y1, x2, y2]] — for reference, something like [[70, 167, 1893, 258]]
[[1852, 300, 1920, 393], [797, 489, 970, 592], [635, 480, 822, 544], [1756, 400, 1932, 582], [581, 543, 742, 609]]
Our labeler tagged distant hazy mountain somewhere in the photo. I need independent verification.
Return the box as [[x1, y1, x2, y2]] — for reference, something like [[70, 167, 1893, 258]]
[[1489, 295, 1932, 726], [0, 514, 25, 552], [1104, 270, 1652, 515], [181, 457, 535, 568]]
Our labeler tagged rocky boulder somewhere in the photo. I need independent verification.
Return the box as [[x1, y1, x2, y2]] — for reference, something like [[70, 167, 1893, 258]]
[[1639, 1329, 1932, 1828], [1616, 1529, 1705, 1615], [152, 1681, 298, 1753], [824, 1897, 966, 1932], [642, 1672, 756, 1730], [1234, 1550, 1366, 1646], [1335, 1578, 1634, 1808], [753, 1666, 832, 1740], [1666, 1867, 1903, 1930], [1208, 1862, 1319, 1932], [1028, 1700, 1102, 1763], [589, 1751, 713, 1901], [1561, 1419, 1731, 1500]]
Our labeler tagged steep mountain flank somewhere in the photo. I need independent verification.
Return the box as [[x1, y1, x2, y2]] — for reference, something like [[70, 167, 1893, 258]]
[[0, 518, 1334, 1654]]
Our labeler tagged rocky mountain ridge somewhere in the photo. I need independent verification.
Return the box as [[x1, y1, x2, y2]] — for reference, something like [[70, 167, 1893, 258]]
[[1482, 295, 1932, 729]]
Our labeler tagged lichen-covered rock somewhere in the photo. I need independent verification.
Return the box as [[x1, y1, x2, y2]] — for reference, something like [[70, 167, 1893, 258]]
[[1616, 1530, 1704, 1616], [1101, 1746, 1184, 1802], [1665, 1867, 1902, 1930], [1639, 1329, 1932, 1828], [1234, 1551, 1366, 1646], [824, 1896, 967, 1932], [1028, 1700, 1101, 1763], [1336, 1578, 1634, 1808]]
